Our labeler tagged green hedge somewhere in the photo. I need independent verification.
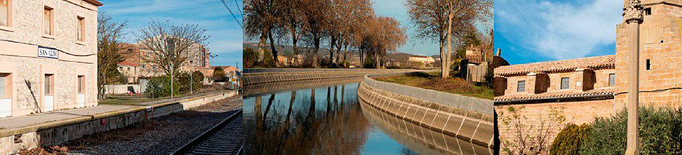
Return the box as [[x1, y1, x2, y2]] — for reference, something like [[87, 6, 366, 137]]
[[145, 71, 203, 98], [550, 123, 590, 155], [579, 107, 682, 154]]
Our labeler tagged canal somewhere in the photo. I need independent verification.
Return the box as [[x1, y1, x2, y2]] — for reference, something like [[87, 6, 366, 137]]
[[242, 79, 492, 155]]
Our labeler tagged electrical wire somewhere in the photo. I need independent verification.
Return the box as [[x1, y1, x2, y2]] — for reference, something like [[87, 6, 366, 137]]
[[220, 0, 243, 28]]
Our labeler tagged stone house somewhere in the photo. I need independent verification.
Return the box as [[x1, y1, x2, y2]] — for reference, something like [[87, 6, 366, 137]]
[[408, 56, 435, 67], [117, 41, 211, 82], [0, 0, 102, 117], [116, 60, 138, 83], [464, 45, 490, 83], [494, 0, 682, 150]]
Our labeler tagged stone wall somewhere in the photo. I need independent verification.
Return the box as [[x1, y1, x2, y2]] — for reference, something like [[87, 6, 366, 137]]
[[0, 0, 99, 118], [500, 68, 616, 96], [495, 99, 619, 153], [242, 69, 414, 85], [0, 91, 234, 153], [0, 55, 97, 117], [360, 101, 492, 155], [104, 84, 142, 94], [358, 75, 494, 148], [614, 3, 682, 107], [243, 77, 362, 97]]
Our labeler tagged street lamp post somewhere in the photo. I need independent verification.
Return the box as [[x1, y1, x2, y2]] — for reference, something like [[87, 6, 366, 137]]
[[190, 60, 194, 94], [624, 0, 643, 154], [171, 61, 175, 98]]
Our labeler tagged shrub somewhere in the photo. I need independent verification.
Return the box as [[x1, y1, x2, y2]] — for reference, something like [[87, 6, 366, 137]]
[[144, 71, 202, 98], [145, 76, 178, 98], [579, 107, 682, 154], [550, 123, 590, 155], [244, 47, 259, 68], [261, 50, 276, 67], [177, 71, 203, 93]]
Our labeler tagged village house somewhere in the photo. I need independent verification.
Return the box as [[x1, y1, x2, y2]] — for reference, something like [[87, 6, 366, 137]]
[[464, 45, 491, 83], [407, 55, 435, 67], [0, 0, 102, 117], [277, 55, 288, 66], [116, 42, 212, 84], [495, 0, 682, 148]]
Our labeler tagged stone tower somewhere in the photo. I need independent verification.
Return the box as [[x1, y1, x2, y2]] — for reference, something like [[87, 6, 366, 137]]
[[615, 0, 682, 108]]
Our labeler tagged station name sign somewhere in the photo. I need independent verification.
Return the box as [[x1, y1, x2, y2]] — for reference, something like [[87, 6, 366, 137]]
[[38, 46, 59, 59]]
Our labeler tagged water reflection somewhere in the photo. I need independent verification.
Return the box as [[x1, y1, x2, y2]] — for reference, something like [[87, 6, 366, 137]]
[[360, 99, 493, 155], [243, 81, 489, 154]]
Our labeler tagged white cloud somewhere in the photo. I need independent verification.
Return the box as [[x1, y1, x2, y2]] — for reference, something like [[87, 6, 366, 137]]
[[496, 0, 622, 60]]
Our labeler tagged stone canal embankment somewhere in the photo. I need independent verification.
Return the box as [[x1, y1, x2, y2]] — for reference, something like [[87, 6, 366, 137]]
[[0, 91, 236, 154], [357, 73, 494, 148], [242, 68, 417, 85]]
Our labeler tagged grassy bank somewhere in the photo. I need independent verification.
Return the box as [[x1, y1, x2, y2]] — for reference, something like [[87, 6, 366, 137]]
[[374, 72, 493, 100]]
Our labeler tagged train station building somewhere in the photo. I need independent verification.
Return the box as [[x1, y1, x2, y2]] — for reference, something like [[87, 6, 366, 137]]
[[0, 0, 102, 118]]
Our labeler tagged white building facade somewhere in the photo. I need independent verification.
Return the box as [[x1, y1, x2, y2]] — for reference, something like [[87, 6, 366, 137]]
[[0, 0, 102, 117]]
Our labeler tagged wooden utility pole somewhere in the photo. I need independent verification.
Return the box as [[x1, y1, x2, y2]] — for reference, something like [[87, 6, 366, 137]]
[[624, 0, 643, 154]]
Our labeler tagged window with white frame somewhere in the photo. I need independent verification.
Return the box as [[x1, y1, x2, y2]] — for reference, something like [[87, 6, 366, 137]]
[[78, 75, 84, 94], [76, 16, 85, 41], [43, 6, 53, 35], [45, 74, 54, 95], [0, 0, 10, 27], [0, 73, 7, 98]]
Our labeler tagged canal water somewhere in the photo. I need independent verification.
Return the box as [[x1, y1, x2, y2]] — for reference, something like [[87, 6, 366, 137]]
[[243, 80, 492, 155]]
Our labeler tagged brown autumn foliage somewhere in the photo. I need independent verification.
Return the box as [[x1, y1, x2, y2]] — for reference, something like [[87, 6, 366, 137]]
[[244, 0, 406, 68]]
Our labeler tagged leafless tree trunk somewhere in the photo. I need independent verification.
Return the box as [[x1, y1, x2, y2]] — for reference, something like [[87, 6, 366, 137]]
[[136, 20, 209, 78], [97, 12, 127, 100]]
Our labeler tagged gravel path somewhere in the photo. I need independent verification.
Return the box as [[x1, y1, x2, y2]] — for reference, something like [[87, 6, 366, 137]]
[[61, 95, 243, 155]]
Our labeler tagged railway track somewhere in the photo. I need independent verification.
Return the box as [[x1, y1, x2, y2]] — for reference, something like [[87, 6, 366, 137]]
[[170, 110, 243, 155]]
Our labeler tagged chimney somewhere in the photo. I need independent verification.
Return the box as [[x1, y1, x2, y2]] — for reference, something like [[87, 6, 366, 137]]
[[496, 48, 501, 56]]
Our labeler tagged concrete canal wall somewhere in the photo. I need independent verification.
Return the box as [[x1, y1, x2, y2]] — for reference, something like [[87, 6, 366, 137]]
[[242, 68, 416, 85], [357, 74, 494, 148], [0, 91, 235, 153], [361, 101, 492, 155], [243, 77, 362, 97]]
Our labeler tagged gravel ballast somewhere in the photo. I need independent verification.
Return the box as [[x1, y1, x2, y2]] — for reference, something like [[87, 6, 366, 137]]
[[59, 95, 243, 155]]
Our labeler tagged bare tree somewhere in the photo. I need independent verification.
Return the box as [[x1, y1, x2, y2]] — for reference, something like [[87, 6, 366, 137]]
[[136, 20, 209, 78], [281, 0, 305, 67], [97, 12, 127, 100], [407, 0, 491, 78], [499, 106, 566, 154], [244, 0, 282, 66], [300, 0, 331, 67]]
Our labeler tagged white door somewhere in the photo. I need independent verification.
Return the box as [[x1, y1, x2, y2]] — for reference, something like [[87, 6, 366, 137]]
[[78, 94, 85, 108], [44, 96, 53, 112], [0, 98, 10, 117]]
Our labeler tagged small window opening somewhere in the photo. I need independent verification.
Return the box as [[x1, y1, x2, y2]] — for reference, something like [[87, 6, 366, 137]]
[[646, 59, 651, 70]]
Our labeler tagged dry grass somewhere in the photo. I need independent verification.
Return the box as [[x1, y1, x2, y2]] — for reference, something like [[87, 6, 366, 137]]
[[375, 72, 493, 99]]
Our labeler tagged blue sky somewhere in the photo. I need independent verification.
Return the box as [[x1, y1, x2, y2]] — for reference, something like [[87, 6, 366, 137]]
[[98, 0, 243, 70], [373, 0, 492, 57], [495, 0, 623, 65]]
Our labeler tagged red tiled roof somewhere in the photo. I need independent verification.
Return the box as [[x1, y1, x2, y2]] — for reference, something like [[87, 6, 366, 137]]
[[85, 0, 103, 6], [495, 55, 615, 76], [118, 61, 138, 67], [467, 54, 483, 64], [494, 88, 614, 103]]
